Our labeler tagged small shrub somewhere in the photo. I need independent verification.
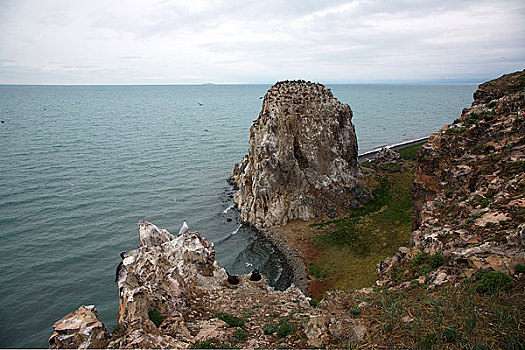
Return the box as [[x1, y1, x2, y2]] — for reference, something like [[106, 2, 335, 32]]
[[480, 198, 490, 208], [349, 306, 361, 317], [276, 322, 295, 338], [475, 270, 514, 294], [515, 264, 525, 273], [443, 325, 459, 343], [214, 313, 246, 328], [194, 340, 215, 349], [233, 329, 247, 342], [264, 322, 278, 335], [308, 299, 319, 308], [460, 223, 467, 229], [429, 253, 445, 268], [413, 252, 428, 265], [148, 309, 164, 327], [420, 264, 432, 275]]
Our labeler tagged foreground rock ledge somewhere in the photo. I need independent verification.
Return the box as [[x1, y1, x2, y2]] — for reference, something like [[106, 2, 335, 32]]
[[50, 221, 367, 349], [230, 80, 368, 229]]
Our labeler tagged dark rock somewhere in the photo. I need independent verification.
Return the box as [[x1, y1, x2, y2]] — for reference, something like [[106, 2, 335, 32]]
[[327, 208, 338, 218]]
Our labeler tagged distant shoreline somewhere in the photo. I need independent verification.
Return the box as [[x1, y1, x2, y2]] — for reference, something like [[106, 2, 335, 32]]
[[358, 136, 429, 162]]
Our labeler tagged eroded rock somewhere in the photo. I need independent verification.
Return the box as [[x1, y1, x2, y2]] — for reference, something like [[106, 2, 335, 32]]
[[49, 305, 109, 349], [230, 80, 365, 229], [378, 69, 525, 287]]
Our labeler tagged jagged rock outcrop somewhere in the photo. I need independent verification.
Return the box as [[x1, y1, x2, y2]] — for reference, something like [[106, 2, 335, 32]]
[[230, 80, 367, 229], [50, 221, 370, 348], [49, 305, 109, 349], [378, 69, 525, 286]]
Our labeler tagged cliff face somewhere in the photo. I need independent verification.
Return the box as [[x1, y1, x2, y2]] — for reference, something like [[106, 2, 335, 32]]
[[378, 70, 525, 285], [50, 221, 367, 349], [230, 81, 367, 229]]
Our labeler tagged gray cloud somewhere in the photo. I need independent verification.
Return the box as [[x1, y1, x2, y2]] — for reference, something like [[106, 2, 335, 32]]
[[0, 0, 524, 84]]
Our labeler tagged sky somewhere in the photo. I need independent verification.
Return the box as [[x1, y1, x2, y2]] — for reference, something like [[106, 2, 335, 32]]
[[0, 0, 524, 84]]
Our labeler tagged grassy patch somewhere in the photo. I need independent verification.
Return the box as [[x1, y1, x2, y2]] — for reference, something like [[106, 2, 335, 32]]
[[429, 253, 445, 268], [366, 282, 524, 348], [310, 167, 414, 291], [349, 306, 361, 317], [214, 313, 246, 328], [308, 262, 328, 279], [233, 329, 247, 342], [398, 142, 426, 161], [264, 322, 278, 335], [474, 270, 515, 294], [276, 321, 295, 338]]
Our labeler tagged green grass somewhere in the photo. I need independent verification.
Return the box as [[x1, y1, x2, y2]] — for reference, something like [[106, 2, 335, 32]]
[[309, 167, 414, 290], [368, 282, 524, 348], [308, 262, 328, 279], [276, 322, 295, 338], [429, 253, 445, 268], [397, 142, 426, 161], [214, 313, 246, 328], [233, 329, 247, 342], [349, 306, 361, 317], [264, 322, 278, 335], [474, 270, 515, 294]]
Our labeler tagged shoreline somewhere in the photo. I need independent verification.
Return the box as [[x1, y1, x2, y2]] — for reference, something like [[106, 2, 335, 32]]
[[260, 227, 308, 293], [358, 136, 429, 162]]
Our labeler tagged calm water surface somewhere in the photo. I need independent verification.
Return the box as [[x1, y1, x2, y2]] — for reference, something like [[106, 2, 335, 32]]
[[0, 83, 476, 347]]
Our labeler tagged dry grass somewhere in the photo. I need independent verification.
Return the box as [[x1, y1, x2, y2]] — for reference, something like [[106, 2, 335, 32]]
[[356, 280, 525, 349]]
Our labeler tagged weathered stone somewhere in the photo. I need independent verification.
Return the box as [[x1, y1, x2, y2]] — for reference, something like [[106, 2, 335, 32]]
[[379, 69, 525, 286], [304, 315, 328, 347], [194, 319, 228, 342], [374, 147, 402, 170], [432, 271, 448, 286], [230, 80, 364, 229], [49, 305, 109, 349]]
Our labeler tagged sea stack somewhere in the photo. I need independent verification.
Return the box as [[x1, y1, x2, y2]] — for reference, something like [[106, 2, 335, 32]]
[[230, 80, 367, 229]]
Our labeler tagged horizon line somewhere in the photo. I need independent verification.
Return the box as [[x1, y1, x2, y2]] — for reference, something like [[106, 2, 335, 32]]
[[0, 79, 484, 86]]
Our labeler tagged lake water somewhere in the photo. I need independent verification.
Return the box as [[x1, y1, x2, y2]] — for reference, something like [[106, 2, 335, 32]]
[[0, 83, 476, 347]]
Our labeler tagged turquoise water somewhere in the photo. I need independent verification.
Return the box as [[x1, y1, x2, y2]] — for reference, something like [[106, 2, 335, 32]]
[[0, 83, 476, 347]]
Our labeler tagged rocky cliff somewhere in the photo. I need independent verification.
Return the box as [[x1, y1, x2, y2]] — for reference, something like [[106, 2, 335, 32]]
[[378, 70, 525, 286], [230, 81, 367, 229], [50, 221, 368, 349]]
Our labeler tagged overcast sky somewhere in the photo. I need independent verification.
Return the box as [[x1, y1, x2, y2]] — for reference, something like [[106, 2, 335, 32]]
[[1, 0, 524, 84]]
